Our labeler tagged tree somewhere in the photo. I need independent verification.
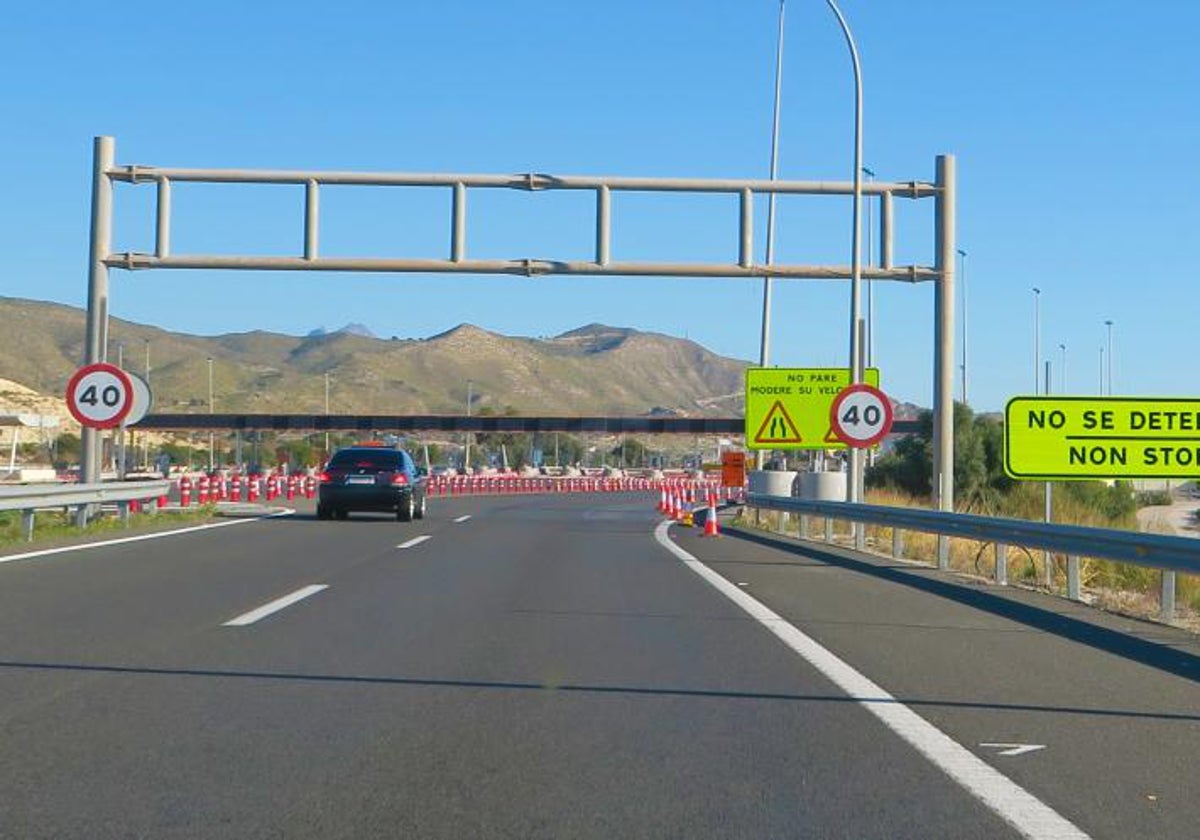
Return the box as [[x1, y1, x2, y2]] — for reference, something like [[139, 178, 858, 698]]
[[866, 403, 1008, 510], [609, 436, 650, 468], [54, 433, 82, 468]]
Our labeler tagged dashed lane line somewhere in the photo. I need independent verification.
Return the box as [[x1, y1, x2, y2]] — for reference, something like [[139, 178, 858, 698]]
[[397, 535, 432, 549], [223, 584, 328, 627]]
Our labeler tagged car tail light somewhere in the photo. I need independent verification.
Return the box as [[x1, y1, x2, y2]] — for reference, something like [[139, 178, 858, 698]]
[[391, 472, 408, 486], [318, 471, 332, 483]]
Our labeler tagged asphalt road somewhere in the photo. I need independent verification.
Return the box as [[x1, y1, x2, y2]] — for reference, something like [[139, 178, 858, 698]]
[[0, 493, 1195, 839]]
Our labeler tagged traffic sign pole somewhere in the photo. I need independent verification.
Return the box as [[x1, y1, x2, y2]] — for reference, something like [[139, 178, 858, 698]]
[[82, 136, 115, 485]]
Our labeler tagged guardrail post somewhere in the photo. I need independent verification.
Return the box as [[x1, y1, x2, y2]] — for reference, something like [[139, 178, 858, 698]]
[[824, 516, 833, 543], [1067, 554, 1081, 600], [937, 536, 949, 570], [118, 501, 131, 528], [779, 511, 790, 535], [74, 504, 89, 528], [854, 519, 866, 552], [892, 528, 904, 560], [994, 542, 1008, 586], [800, 514, 810, 541], [1161, 571, 1177, 623], [21, 509, 35, 542]]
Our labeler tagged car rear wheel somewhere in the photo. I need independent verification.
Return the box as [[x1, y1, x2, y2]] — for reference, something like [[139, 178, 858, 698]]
[[397, 494, 414, 522], [414, 494, 426, 520], [316, 504, 332, 521], [335, 509, 349, 521]]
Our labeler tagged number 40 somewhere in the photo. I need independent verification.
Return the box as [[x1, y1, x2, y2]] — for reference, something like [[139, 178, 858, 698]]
[[80, 383, 121, 408], [842, 404, 882, 426]]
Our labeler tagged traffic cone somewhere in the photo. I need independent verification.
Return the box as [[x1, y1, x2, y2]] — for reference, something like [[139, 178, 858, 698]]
[[703, 502, 720, 537], [658, 488, 668, 513]]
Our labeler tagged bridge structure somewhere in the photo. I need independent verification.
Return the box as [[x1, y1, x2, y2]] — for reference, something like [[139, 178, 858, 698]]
[[81, 136, 958, 524], [137, 413, 922, 436]]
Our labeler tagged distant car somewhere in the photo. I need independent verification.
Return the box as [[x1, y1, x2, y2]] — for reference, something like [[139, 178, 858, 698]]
[[317, 445, 428, 522]]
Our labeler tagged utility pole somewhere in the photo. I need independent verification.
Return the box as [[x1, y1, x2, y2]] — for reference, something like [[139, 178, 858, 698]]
[[323, 372, 331, 458], [756, 0, 786, 471], [207, 357, 215, 471]]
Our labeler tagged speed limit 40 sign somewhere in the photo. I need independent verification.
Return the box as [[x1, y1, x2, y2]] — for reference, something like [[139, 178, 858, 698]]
[[830, 383, 894, 448], [66, 363, 134, 429]]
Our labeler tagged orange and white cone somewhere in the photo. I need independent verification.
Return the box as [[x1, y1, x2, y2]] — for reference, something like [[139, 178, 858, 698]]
[[658, 488, 668, 514], [703, 502, 720, 537]]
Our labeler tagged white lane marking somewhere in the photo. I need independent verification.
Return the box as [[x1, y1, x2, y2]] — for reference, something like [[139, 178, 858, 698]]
[[453, 515, 472, 524], [223, 584, 328, 627], [397, 535, 432, 549], [981, 743, 1047, 758], [0, 509, 296, 566], [653, 522, 1089, 840]]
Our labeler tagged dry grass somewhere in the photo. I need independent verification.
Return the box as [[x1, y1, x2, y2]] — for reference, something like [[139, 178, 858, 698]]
[[736, 487, 1200, 632], [0, 506, 215, 550]]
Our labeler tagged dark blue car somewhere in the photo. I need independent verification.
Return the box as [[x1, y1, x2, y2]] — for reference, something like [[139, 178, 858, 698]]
[[317, 445, 428, 522]]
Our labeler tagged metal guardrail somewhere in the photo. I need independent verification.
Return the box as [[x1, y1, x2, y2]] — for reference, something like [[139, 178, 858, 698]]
[[746, 493, 1199, 622], [0, 481, 172, 541]]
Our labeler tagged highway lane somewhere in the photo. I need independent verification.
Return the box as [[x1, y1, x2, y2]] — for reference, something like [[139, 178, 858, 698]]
[[676, 517, 1200, 840], [0, 493, 1191, 837]]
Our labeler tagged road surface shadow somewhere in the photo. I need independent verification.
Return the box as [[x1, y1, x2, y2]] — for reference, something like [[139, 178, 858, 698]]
[[723, 527, 1200, 685], [0, 658, 1196, 722]]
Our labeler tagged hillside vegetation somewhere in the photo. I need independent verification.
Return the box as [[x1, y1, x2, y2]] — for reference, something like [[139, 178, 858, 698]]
[[0, 298, 749, 417]]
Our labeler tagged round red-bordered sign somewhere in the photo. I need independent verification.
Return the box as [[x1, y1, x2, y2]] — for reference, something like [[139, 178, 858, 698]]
[[830, 383, 894, 448], [66, 363, 134, 430]]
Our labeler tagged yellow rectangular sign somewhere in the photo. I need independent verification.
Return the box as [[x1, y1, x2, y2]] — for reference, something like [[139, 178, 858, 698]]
[[745, 367, 880, 451], [1005, 396, 1200, 479]]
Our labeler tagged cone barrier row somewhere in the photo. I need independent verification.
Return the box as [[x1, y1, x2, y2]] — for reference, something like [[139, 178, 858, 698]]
[[172, 472, 318, 508], [425, 476, 725, 498], [657, 485, 731, 537]]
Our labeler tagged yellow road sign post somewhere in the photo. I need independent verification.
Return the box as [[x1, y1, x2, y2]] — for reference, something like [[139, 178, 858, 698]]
[[745, 368, 880, 451], [1005, 396, 1200, 479]]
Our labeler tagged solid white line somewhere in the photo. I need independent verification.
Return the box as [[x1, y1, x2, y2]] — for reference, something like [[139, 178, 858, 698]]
[[223, 584, 328, 627], [453, 515, 472, 524], [653, 521, 1090, 840], [397, 535, 432, 549], [0, 508, 296, 566]]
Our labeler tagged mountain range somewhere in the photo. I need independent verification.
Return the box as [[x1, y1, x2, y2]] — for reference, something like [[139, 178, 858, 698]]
[[0, 297, 750, 419]]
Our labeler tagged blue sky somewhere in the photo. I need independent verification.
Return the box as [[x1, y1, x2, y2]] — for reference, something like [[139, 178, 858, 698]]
[[2, 1, 1197, 412]]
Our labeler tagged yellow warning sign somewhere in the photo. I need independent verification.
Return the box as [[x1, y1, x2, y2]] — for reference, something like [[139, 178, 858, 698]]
[[1005, 396, 1200, 479], [745, 367, 880, 451], [754, 401, 803, 445]]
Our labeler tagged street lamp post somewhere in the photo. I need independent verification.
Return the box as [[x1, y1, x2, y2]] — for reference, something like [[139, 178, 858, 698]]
[[207, 357, 214, 470], [142, 339, 151, 470], [323, 372, 331, 458], [756, 0, 786, 471], [1105, 320, 1114, 396], [464, 380, 473, 470], [864, 166, 876, 369], [957, 248, 967, 404], [1032, 287, 1041, 395], [824, 0, 866, 512], [1059, 343, 1067, 394]]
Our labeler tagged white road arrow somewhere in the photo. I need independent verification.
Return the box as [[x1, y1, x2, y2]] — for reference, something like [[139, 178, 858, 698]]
[[979, 742, 1046, 757]]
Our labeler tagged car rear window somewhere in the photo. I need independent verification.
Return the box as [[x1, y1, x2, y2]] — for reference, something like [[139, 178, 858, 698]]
[[328, 450, 402, 470]]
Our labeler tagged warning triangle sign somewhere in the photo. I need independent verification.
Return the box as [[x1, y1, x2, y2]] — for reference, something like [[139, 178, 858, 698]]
[[753, 400, 804, 445]]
